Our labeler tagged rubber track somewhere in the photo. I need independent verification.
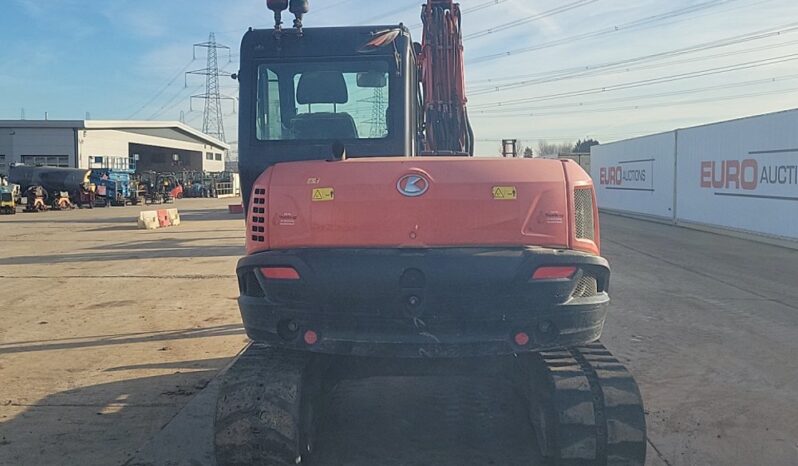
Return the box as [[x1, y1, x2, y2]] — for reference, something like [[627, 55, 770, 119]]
[[525, 342, 647, 465], [214, 344, 315, 466]]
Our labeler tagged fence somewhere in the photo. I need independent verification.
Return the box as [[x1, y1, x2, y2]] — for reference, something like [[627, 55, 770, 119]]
[[590, 109, 798, 242]]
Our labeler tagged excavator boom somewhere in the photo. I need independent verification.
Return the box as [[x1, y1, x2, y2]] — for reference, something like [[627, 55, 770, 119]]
[[420, 0, 474, 155]]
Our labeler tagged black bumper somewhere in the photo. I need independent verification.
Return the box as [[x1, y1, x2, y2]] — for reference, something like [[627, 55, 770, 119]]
[[237, 247, 610, 358]]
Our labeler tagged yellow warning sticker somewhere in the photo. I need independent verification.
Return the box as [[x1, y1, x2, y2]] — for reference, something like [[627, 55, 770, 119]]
[[492, 186, 517, 200], [312, 188, 335, 202]]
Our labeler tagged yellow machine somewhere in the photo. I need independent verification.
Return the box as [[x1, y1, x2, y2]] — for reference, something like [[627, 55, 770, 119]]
[[0, 187, 15, 215]]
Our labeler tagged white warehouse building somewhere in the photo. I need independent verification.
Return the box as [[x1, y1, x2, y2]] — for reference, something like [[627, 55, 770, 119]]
[[0, 120, 230, 176]]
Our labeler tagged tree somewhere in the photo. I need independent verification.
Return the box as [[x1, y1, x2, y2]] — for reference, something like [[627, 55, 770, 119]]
[[537, 140, 574, 158], [573, 138, 600, 153], [537, 140, 559, 158], [523, 146, 534, 158]]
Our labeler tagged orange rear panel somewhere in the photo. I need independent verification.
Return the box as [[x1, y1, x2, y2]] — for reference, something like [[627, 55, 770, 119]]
[[247, 157, 598, 255]]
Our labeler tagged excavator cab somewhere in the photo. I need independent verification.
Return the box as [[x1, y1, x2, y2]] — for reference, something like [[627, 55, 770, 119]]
[[237, 25, 419, 203]]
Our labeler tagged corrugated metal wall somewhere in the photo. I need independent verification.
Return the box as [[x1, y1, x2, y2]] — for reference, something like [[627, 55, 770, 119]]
[[0, 128, 76, 168]]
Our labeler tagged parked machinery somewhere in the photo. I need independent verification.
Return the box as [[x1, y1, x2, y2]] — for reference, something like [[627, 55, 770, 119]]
[[139, 172, 182, 205], [23, 185, 48, 212], [77, 183, 97, 209], [176, 170, 237, 198], [0, 186, 15, 215], [51, 191, 75, 210], [9, 165, 92, 212], [89, 156, 139, 207], [214, 2, 645, 465]]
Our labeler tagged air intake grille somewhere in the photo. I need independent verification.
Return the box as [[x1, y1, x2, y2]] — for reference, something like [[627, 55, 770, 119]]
[[250, 188, 266, 243], [574, 188, 595, 241], [572, 274, 599, 298]]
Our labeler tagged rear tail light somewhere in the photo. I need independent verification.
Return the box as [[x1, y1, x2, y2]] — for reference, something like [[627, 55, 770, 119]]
[[531, 266, 577, 280], [514, 331, 530, 346], [304, 329, 319, 345], [260, 267, 300, 280]]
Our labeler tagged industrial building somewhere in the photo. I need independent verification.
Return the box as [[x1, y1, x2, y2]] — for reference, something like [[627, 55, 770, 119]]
[[0, 120, 230, 176]]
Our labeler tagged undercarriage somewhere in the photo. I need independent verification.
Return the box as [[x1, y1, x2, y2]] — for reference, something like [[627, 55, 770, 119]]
[[214, 343, 646, 465], [215, 247, 646, 465]]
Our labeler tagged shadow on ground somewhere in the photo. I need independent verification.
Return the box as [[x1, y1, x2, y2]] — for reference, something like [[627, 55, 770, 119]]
[[0, 235, 244, 265], [0, 366, 222, 466], [1, 360, 546, 466], [0, 324, 245, 355]]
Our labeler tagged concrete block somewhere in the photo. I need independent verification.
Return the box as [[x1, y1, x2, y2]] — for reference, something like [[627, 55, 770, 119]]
[[137, 208, 181, 230], [137, 211, 159, 230]]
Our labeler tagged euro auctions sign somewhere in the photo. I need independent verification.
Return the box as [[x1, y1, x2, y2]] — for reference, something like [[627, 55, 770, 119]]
[[699, 150, 798, 200], [599, 159, 655, 192]]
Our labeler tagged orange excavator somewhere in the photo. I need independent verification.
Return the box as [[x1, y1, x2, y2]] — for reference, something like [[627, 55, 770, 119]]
[[215, 1, 646, 464]]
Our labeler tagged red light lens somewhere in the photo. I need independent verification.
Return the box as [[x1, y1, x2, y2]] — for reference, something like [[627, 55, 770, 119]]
[[531, 266, 577, 280], [304, 330, 318, 345], [514, 332, 530, 346], [261, 267, 300, 280]]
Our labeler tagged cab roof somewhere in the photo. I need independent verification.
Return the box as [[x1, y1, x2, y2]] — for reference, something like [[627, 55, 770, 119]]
[[241, 25, 411, 60]]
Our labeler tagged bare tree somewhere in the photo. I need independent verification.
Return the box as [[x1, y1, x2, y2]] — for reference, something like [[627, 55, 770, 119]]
[[537, 140, 558, 158], [536, 140, 575, 158]]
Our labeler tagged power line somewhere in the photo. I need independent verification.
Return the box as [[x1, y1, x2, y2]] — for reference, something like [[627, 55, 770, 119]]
[[469, 21, 798, 85], [464, 0, 598, 40], [461, 0, 510, 15], [468, 27, 798, 95], [469, 0, 748, 64], [469, 53, 798, 109], [148, 83, 204, 120], [126, 58, 195, 119], [472, 85, 798, 119], [361, 1, 420, 24], [474, 131, 656, 142], [314, 0, 356, 14], [407, 0, 510, 29], [472, 73, 798, 115]]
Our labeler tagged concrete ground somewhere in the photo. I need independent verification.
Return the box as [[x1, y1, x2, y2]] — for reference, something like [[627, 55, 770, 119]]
[[1, 201, 797, 466], [0, 199, 247, 466]]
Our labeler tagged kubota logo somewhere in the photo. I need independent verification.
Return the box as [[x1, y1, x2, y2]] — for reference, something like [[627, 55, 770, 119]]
[[397, 174, 430, 197]]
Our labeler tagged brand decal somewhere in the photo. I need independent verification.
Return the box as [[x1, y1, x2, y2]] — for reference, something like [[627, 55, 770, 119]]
[[599, 159, 654, 191], [700, 159, 798, 191], [397, 174, 430, 197], [279, 213, 297, 226]]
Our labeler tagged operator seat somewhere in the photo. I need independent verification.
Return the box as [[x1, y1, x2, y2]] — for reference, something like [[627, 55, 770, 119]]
[[291, 71, 358, 140]]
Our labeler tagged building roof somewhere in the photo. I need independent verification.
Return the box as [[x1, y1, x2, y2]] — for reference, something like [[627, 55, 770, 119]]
[[0, 120, 230, 151]]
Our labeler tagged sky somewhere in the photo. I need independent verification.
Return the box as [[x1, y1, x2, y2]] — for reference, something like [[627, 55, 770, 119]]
[[1, 0, 797, 156]]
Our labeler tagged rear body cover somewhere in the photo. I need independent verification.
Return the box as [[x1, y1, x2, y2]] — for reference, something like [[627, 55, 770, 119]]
[[240, 156, 604, 356], [247, 157, 598, 254]]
